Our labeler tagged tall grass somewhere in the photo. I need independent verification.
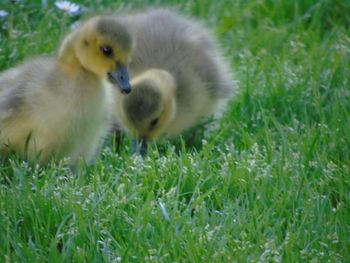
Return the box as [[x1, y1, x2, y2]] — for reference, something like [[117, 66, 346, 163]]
[[0, 0, 349, 262]]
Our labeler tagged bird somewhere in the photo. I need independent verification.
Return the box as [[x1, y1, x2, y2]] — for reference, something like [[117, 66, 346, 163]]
[[0, 15, 133, 167], [112, 9, 234, 156]]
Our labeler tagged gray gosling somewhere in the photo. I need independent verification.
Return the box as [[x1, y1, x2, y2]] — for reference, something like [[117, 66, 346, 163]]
[[0, 16, 132, 166], [113, 9, 234, 155]]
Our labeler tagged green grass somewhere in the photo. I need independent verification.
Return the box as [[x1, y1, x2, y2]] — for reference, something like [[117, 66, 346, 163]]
[[1, 0, 349, 262]]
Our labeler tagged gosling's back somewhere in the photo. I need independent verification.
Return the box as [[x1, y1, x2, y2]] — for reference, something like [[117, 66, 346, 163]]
[[124, 9, 231, 96], [0, 57, 108, 165]]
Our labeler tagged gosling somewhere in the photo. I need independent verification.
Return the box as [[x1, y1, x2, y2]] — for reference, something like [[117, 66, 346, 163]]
[[113, 9, 234, 155], [0, 16, 132, 166]]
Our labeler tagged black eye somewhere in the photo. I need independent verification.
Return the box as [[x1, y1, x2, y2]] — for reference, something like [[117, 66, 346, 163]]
[[101, 45, 113, 58], [150, 118, 159, 128]]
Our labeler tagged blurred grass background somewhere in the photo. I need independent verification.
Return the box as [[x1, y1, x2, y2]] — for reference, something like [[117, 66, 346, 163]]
[[0, 0, 349, 262]]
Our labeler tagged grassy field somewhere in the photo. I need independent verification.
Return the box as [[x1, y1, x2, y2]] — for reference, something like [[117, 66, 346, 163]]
[[1, 0, 349, 262]]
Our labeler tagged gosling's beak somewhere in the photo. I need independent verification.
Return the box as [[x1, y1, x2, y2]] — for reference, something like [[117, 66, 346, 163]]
[[140, 138, 148, 157], [107, 65, 131, 94], [131, 137, 148, 157]]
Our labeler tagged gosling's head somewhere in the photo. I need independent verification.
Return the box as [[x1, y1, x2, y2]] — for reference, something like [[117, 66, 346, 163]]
[[119, 69, 177, 141], [62, 16, 133, 93]]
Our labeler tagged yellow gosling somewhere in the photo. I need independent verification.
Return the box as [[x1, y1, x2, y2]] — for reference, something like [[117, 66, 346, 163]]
[[0, 16, 133, 166]]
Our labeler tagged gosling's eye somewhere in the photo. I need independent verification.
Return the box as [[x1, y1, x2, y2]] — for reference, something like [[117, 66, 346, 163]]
[[150, 118, 159, 128], [101, 45, 113, 58]]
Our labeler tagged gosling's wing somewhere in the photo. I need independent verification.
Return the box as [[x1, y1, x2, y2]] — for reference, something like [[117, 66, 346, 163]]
[[0, 65, 28, 122], [0, 57, 54, 123], [0, 82, 24, 122]]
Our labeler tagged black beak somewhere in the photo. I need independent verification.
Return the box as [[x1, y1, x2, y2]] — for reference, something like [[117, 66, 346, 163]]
[[140, 139, 148, 157], [131, 138, 148, 157], [108, 65, 131, 94]]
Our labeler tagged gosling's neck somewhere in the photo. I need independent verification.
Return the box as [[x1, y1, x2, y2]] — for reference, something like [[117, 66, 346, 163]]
[[57, 31, 84, 72]]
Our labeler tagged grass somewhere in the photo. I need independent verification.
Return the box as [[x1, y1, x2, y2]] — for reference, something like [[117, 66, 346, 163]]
[[0, 0, 349, 262]]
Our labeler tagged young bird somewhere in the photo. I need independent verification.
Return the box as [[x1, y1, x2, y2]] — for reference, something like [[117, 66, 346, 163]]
[[113, 9, 234, 155], [0, 16, 132, 166]]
